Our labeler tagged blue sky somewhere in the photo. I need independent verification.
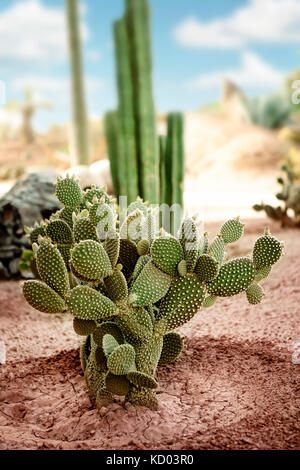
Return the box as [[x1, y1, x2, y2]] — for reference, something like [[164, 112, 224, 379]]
[[0, 0, 299, 131]]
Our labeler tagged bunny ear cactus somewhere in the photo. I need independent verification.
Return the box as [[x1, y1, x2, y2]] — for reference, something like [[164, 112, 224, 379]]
[[21, 177, 284, 411], [254, 164, 300, 228]]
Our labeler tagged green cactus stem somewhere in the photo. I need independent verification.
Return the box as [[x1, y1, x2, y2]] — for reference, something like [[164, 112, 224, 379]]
[[65, 0, 90, 166]]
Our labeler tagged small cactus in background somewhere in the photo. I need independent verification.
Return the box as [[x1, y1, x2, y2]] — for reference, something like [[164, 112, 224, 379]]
[[253, 164, 300, 228], [21, 176, 284, 411]]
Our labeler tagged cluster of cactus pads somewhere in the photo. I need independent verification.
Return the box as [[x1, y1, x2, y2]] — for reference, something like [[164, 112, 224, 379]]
[[254, 164, 300, 228], [21, 176, 284, 410]]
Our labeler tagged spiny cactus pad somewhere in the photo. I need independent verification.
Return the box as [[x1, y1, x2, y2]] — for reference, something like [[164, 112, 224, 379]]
[[21, 176, 283, 411], [207, 258, 255, 297], [195, 254, 219, 282], [151, 237, 183, 275], [55, 176, 82, 207], [220, 218, 244, 244], [22, 280, 67, 313], [66, 286, 117, 320], [70, 240, 112, 281], [246, 284, 265, 305], [253, 233, 283, 268]]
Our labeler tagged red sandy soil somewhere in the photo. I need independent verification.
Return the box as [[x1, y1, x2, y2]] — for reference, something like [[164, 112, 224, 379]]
[[0, 219, 299, 450]]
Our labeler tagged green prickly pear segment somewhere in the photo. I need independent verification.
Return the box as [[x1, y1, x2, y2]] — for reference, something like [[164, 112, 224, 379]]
[[127, 371, 157, 389], [107, 343, 135, 375], [105, 372, 130, 396], [66, 286, 117, 320], [115, 305, 153, 343], [253, 234, 283, 268], [119, 238, 139, 277], [246, 284, 264, 305], [178, 217, 199, 272], [126, 385, 159, 410], [104, 232, 120, 268], [36, 240, 70, 297], [73, 318, 97, 336], [177, 259, 187, 277], [57, 245, 72, 267], [70, 240, 112, 281], [158, 274, 205, 330], [102, 334, 120, 358], [22, 280, 67, 313], [254, 265, 272, 281], [55, 175, 82, 207], [81, 187, 111, 208], [104, 269, 128, 302], [203, 295, 218, 308], [91, 203, 116, 238], [132, 255, 150, 281], [28, 224, 46, 245], [198, 232, 209, 256], [159, 332, 183, 365], [45, 219, 74, 245], [151, 237, 184, 275], [195, 254, 220, 282], [73, 217, 99, 243], [120, 210, 143, 243], [209, 236, 226, 264], [93, 322, 124, 347], [57, 206, 75, 228], [220, 218, 244, 244], [137, 239, 150, 256], [207, 257, 255, 297], [129, 261, 172, 306]]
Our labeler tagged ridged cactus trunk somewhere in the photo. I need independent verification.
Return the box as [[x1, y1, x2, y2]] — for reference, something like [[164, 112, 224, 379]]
[[104, 111, 126, 199], [21, 176, 284, 412], [114, 18, 139, 202], [164, 113, 184, 233], [65, 0, 90, 166], [125, 0, 159, 204]]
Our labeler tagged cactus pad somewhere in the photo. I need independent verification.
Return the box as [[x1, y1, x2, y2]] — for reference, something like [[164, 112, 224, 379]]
[[246, 284, 264, 305], [151, 237, 184, 275], [22, 280, 67, 313], [253, 234, 283, 268], [66, 286, 117, 320], [71, 240, 112, 281], [207, 257, 255, 297], [195, 254, 219, 282], [129, 261, 172, 306], [107, 343, 135, 375], [220, 218, 244, 244], [55, 176, 82, 207]]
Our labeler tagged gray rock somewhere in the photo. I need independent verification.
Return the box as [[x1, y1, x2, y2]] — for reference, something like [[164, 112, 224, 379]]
[[0, 172, 61, 279]]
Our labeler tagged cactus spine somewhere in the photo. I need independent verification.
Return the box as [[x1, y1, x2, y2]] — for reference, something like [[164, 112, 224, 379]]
[[65, 0, 90, 166]]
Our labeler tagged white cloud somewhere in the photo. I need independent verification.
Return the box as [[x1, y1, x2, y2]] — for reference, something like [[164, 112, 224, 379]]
[[174, 0, 300, 49], [0, 0, 89, 63], [188, 51, 284, 91]]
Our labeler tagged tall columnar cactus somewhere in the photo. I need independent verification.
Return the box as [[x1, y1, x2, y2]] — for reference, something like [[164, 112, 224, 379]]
[[254, 164, 300, 228], [126, 0, 159, 204], [114, 17, 139, 202], [106, 0, 183, 207], [22, 176, 284, 411], [65, 0, 90, 166]]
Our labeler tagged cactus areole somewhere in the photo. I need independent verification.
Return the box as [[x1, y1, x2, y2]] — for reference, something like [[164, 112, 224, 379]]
[[21, 176, 284, 410]]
